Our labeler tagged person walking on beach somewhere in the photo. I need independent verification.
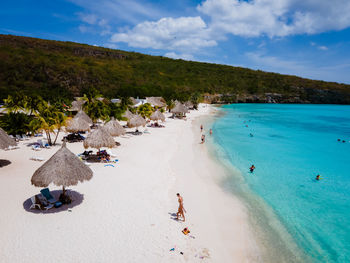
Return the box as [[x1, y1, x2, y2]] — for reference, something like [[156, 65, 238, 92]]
[[200, 124, 203, 132], [209, 129, 213, 135], [201, 134, 205, 144], [176, 193, 186, 221]]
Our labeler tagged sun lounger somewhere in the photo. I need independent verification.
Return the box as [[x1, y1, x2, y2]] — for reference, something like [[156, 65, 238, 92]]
[[32, 145, 41, 151], [5, 145, 20, 151], [31, 194, 54, 210], [30, 157, 45, 161], [40, 188, 57, 204], [29, 196, 41, 210]]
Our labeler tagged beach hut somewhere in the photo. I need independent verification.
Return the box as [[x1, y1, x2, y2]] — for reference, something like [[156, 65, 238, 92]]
[[69, 100, 86, 112], [83, 127, 116, 149], [127, 115, 146, 128], [104, 117, 126, 137], [0, 127, 16, 150], [75, 110, 93, 125], [122, 109, 134, 120], [150, 110, 165, 122], [31, 142, 93, 197], [66, 116, 91, 133]]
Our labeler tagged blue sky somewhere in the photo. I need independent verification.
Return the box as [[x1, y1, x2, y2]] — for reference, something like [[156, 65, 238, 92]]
[[1, 0, 350, 84]]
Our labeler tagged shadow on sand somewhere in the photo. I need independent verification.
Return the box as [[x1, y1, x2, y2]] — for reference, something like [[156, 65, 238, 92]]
[[0, 159, 11, 168], [23, 189, 84, 214]]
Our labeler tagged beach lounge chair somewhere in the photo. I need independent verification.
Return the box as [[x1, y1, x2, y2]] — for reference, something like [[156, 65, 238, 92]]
[[40, 188, 57, 204], [31, 194, 54, 210], [29, 196, 41, 210]]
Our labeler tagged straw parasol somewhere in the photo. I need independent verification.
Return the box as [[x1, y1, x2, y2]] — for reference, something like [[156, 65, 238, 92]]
[[83, 127, 115, 149], [150, 110, 165, 122], [122, 109, 134, 120], [70, 100, 86, 111], [31, 142, 93, 196], [75, 110, 93, 125], [127, 115, 146, 128], [146, 97, 166, 108], [184, 101, 194, 109], [0, 127, 16, 150], [104, 117, 126, 137], [66, 116, 91, 133], [171, 102, 188, 114]]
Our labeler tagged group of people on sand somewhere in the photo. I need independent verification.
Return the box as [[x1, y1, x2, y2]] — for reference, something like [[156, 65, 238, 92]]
[[200, 124, 212, 144]]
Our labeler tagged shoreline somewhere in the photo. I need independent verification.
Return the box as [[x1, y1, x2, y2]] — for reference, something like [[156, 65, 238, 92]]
[[0, 104, 261, 262], [206, 105, 310, 263], [169, 104, 262, 262]]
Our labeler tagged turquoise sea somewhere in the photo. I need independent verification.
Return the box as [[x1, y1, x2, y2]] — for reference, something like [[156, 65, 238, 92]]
[[210, 104, 350, 262]]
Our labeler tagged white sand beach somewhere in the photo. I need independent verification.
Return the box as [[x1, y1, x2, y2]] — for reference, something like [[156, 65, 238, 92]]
[[0, 104, 260, 262]]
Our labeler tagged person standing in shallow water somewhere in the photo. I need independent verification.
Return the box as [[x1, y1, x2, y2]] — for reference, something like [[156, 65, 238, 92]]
[[210, 129, 213, 135], [200, 124, 203, 132], [201, 134, 205, 144], [176, 193, 185, 221]]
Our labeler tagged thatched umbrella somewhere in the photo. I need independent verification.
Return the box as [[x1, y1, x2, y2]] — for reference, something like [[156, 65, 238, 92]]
[[66, 116, 91, 133], [127, 115, 146, 128], [83, 127, 115, 149], [0, 127, 16, 150], [122, 109, 134, 120], [146, 97, 166, 108], [104, 117, 126, 137], [184, 101, 194, 109], [75, 110, 93, 125], [31, 142, 93, 196], [171, 102, 188, 115], [150, 110, 165, 122], [70, 100, 86, 111]]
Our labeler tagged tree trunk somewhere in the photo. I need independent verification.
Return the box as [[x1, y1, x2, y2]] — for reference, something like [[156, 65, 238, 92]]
[[45, 130, 51, 145], [53, 128, 60, 145]]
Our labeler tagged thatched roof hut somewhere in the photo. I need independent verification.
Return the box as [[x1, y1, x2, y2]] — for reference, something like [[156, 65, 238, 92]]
[[83, 127, 115, 149], [127, 115, 146, 128], [184, 101, 194, 109], [146, 97, 166, 108], [104, 117, 126, 137], [122, 109, 134, 120], [171, 102, 188, 114], [70, 100, 86, 111], [150, 111, 165, 122], [31, 142, 93, 191], [66, 116, 91, 133], [0, 128, 16, 150], [75, 110, 93, 125]]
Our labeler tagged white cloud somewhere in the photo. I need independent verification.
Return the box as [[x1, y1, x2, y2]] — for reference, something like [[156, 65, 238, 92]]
[[318, 46, 328, 51], [164, 52, 194, 60], [198, 0, 350, 37], [79, 13, 98, 25], [110, 16, 216, 51]]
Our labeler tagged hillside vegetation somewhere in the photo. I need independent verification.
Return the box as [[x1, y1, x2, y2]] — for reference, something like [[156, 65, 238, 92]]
[[1, 34, 350, 104]]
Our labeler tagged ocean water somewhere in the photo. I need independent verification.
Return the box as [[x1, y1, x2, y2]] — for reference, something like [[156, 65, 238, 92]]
[[210, 104, 350, 262]]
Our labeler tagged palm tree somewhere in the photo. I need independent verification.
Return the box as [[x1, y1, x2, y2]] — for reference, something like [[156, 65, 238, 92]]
[[166, 100, 175, 113], [137, 103, 154, 119], [29, 101, 67, 145]]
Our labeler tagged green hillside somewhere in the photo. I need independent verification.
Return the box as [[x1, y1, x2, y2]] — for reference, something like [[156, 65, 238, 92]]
[[0, 34, 350, 104]]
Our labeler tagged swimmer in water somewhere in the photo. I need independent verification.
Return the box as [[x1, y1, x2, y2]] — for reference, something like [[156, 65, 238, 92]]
[[209, 129, 213, 135], [250, 165, 255, 173], [316, 174, 321, 180], [250, 133, 253, 137]]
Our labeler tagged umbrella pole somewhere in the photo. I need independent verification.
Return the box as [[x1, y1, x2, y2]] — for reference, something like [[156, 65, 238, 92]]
[[62, 186, 66, 196]]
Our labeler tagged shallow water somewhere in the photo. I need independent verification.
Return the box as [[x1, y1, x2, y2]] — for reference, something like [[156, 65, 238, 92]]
[[210, 104, 350, 262]]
